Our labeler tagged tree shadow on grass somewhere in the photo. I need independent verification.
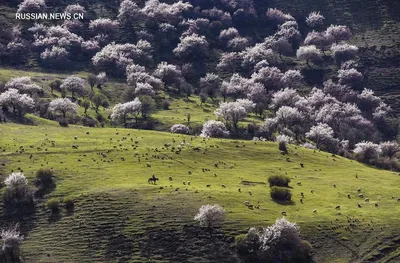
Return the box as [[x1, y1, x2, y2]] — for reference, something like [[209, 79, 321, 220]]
[[273, 200, 296, 206]]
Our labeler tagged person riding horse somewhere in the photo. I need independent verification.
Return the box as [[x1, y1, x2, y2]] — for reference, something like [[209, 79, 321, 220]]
[[148, 174, 159, 184]]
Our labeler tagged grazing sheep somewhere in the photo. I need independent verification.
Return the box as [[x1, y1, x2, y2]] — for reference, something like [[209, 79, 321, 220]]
[[333, 184, 336, 188], [286, 158, 291, 162], [312, 209, 317, 214], [244, 201, 250, 206], [365, 198, 369, 202], [248, 205, 254, 210], [358, 204, 362, 208], [397, 198, 400, 202], [301, 192, 304, 197], [214, 173, 217, 177], [300, 163, 304, 168], [86, 131, 89, 135], [281, 211, 287, 216], [297, 181, 302, 186], [300, 199, 303, 204], [206, 184, 211, 188], [357, 188, 361, 192], [187, 181, 191, 186], [238, 188, 241, 193], [222, 184, 226, 188], [347, 194, 351, 199], [146, 162, 151, 167], [72, 145, 79, 149], [375, 203, 379, 207], [358, 193, 364, 198], [248, 190, 252, 195], [74, 136, 78, 140], [335, 206, 340, 210], [311, 189, 315, 194], [183, 181, 186, 185]]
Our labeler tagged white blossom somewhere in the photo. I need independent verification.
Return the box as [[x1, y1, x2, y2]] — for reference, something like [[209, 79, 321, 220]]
[[194, 204, 225, 228], [200, 120, 230, 138]]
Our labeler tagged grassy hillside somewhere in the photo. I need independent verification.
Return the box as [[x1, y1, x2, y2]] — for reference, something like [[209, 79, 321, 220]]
[[1, 123, 400, 262]]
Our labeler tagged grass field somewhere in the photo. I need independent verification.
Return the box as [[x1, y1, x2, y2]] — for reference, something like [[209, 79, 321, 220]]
[[1, 123, 400, 262]]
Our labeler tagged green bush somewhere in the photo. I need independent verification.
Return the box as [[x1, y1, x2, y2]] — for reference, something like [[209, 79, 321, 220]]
[[46, 198, 60, 213], [64, 197, 75, 211], [270, 186, 292, 202], [268, 175, 290, 187], [35, 168, 55, 196]]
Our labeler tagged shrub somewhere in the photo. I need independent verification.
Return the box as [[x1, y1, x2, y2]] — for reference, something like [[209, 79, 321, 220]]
[[58, 118, 69, 127], [270, 186, 292, 201], [162, 100, 170, 110], [2, 172, 33, 209], [35, 168, 55, 196], [46, 198, 60, 213], [268, 175, 290, 187], [171, 124, 190, 134], [64, 197, 75, 211], [279, 141, 288, 154]]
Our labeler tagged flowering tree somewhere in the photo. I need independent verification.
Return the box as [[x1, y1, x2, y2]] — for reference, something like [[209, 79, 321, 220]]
[[111, 98, 142, 126], [219, 27, 240, 43], [354, 141, 381, 161], [126, 64, 163, 90], [200, 120, 230, 138], [281, 70, 303, 88], [241, 44, 275, 68], [337, 68, 363, 87], [17, 0, 46, 13], [257, 217, 308, 261], [194, 204, 225, 229], [40, 46, 69, 65], [89, 19, 119, 35], [275, 106, 303, 128], [0, 89, 34, 117], [296, 45, 323, 66], [326, 25, 352, 43], [170, 124, 190, 134], [96, 72, 107, 89], [251, 66, 283, 92], [1, 224, 24, 258], [65, 4, 86, 15], [134, 82, 155, 97], [330, 43, 358, 63], [305, 123, 335, 149], [48, 98, 78, 119], [173, 34, 209, 59], [270, 88, 301, 109], [118, 0, 142, 24], [379, 141, 400, 158], [92, 41, 153, 73], [304, 31, 334, 53], [61, 76, 86, 98], [306, 12, 325, 27], [266, 8, 294, 26], [248, 82, 268, 116], [5, 77, 42, 94], [217, 52, 242, 73], [4, 172, 28, 190], [152, 62, 184, 89], [200, 73, 222, 100], [215, 101, 247, 130]]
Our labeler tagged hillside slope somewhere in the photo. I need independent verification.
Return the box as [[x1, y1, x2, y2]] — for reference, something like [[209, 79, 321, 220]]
[[1, 123, 400, 262]]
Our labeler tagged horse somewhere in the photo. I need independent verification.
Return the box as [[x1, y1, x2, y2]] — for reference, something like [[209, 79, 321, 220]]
[[148, 175, 159, 184]]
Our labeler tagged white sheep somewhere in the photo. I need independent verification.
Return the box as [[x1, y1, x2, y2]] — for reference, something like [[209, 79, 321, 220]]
[[183, 181, 186, 185], [187, 181, 191, 186], [313, 209, 317, 214], [222, 184, 226, 188], [244, 201, 250, 206], [74, 136, 78, 140], [296, 181, 302, 186], [168, 176, 173, 181], [248, 190, 252, 195]]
